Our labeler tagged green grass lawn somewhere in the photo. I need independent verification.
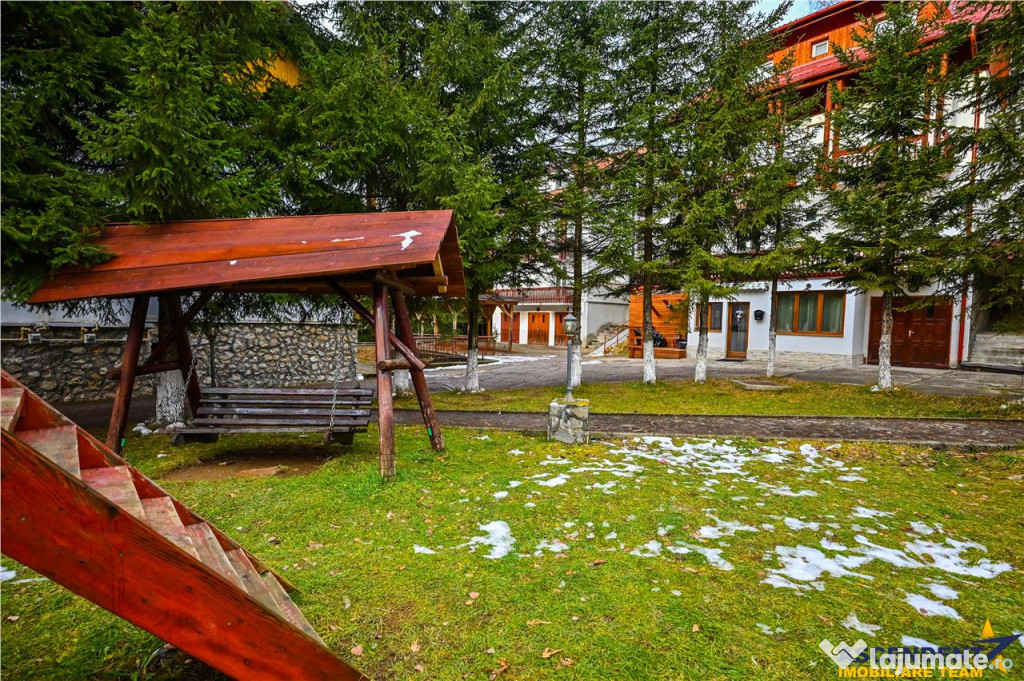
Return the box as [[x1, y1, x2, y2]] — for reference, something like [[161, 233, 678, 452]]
[[2, 427, 1023, 679], [398, 378, 1024, 419]]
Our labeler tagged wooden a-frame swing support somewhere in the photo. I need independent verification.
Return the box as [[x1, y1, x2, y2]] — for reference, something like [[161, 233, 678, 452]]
[[28, 210, 466, 480], [103, 278, 443, 478]]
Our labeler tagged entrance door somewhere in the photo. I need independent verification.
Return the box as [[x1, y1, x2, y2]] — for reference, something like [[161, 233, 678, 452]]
[[726, 303, 749, 359], [554, 312, 568, 346], [868, 297, 952, 369], [527, 312, 549, 345], [500, 312, 520, 344]]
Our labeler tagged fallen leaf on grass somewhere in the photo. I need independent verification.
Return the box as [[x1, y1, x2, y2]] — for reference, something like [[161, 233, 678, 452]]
[[559, 658, 575, 667], [308, 541, 324, 549], [469, 591, 480, 599], [6, 615, 19, 622], [691, 624, 700, 632], [489, 658, 509, 679], [587, 560, 607, 568], [351, 645, 363, 657], [410, 640, 421, 652], [486, 648, 496, 654], [414, 664, 424, 672], [541, 648, 562, 659], [526, 620, 551, 627], [329, 625, 339, 632]]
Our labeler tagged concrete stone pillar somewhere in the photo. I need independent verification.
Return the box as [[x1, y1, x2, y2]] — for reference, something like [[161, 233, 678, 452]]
[[547, 398, 590, 445]]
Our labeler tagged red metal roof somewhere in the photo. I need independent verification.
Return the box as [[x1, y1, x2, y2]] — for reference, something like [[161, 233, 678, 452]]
[[29, 211, 465, 303]]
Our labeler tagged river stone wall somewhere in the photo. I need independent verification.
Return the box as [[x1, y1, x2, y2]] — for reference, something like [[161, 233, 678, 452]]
[[1, 322, 357, 404]]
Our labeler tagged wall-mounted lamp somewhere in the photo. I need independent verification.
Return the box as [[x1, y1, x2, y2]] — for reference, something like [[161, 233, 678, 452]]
[[27, 332, 42, 345], [83, 332, 97, 345]]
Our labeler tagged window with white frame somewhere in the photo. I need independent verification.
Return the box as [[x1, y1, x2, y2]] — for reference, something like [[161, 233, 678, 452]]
[[811, 40, 830, 58]]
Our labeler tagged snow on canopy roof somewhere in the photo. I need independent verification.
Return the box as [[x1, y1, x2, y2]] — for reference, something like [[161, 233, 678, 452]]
[[29, 210, 465, 303]]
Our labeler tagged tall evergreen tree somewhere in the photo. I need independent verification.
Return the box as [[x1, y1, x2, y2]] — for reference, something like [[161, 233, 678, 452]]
[[533, 1, 616, 388], [740, 54, 821, 378], [969, 2, 1024, 331], [662, 1, 787, 383], [817, 2, 972, 389], [604, 2, 702, 384], [1, 2, 137, 301]]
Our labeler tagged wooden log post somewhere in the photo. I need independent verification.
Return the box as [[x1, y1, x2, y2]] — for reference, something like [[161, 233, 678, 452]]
[[390, 289, 445, 452], [373, 283, 396, 479], [106, 295, 150, 453], [164, 294, 202, 419]]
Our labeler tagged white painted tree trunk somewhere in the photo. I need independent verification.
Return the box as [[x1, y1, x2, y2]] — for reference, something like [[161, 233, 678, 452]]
[[877, 291, 895, 390], [766, 277, 779, 378], [155, 371, 185, 424], [569, 340, 582, 389], [463, 347, 481, 392], [642, 338, 656, 384], [392, 369, 413, 397], [694, 327, 709, 384]]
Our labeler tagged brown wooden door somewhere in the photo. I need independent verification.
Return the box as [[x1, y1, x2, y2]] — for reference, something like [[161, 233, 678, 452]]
[[554, 312, 568, 346], [500, 312, 520, 343], [726, 303, 750, 359], [527, 312, 549, 345], [867, 297, 952, 369]]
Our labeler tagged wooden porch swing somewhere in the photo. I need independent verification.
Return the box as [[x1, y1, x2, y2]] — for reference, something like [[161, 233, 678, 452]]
[[29, 211, 466, 478]]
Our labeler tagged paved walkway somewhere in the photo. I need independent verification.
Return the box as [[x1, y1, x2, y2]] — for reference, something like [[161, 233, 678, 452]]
[[395, 409, 1024, 449], [417, 352, 1024, 398]]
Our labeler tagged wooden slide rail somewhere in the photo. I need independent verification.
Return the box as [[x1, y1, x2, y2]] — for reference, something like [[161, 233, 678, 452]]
[[0, 371, 363, 680]]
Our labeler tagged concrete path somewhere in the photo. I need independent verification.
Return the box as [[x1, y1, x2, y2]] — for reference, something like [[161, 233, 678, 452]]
[[419, 352, 1024, 398], [395, 409, 1024, 449]]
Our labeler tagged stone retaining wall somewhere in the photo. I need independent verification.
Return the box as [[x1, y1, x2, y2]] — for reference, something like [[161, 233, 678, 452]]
[[1, 322, 357, 404]]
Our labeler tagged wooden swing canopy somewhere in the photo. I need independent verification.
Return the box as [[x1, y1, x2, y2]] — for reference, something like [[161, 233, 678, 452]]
[[29, 210, 465, 303], [29, 210, 464, 479]]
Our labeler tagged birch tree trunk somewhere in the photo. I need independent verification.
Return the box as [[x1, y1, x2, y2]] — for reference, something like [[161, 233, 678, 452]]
[[694, 303, 709, 383], [766, 276, 779, 378], [641, 229, 656, 384], [463, 293, 482, 392], [877, 290, 895, 390], [392, 369, 413, 397]]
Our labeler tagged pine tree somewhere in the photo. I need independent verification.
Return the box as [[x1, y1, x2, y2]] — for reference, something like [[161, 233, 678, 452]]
[[533, 1, 616, 389], [604, 2, 702, 384], [740, 53, 821, 378], [969, 2, 1024, 332], [817, 2, 972, 389], [1, 2, 137, 301], [662, 1, 787, 383]]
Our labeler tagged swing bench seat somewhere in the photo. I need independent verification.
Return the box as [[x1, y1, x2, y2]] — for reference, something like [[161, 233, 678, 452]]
[[171, 386, 375, 446]]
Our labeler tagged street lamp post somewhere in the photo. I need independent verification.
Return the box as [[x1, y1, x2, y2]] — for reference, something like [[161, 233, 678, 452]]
[[562, 311, 579, 403]]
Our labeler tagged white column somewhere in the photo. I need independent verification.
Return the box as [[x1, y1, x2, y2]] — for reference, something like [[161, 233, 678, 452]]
[[518, 311, 528, 345], [548, 311, 556, 346]]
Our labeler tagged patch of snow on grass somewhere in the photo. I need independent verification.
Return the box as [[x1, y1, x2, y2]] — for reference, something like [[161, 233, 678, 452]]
[[414, 545, 437, 554], [535, 539, 570, 554], [764, 545, 872, 586], [1, 568, 16, 582], [493, 491, 509, 500], [850, 506, 893, 519], [901, 636, 940, 649], [905, 593, 961, 619], [757, 623, 788, 635], [536, 474, 570, 487], [923, 581, 958, 600], [667, 543, 735, 571], [629, 540, 663, 557], [458, 521, 516, 559], [696, 514, 759, 539], [842, 612, 881, 635], [783, 517, 821, 532]]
